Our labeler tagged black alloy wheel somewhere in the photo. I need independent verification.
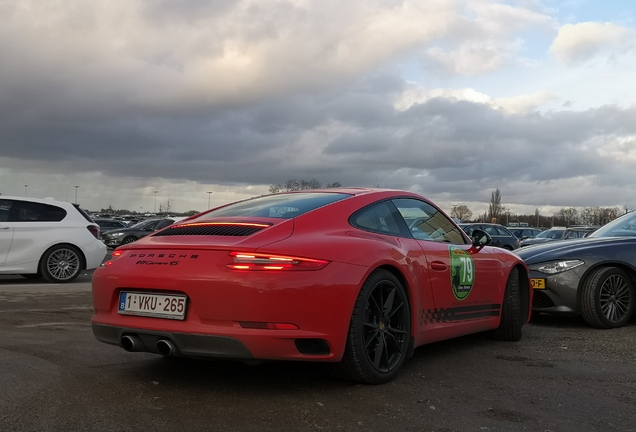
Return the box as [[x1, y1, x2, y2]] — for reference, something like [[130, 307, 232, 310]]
[[581, 267, 635, 328], [336, 269, 411, 384]]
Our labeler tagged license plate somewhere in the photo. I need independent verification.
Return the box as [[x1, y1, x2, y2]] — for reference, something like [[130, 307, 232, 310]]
[[531, 278, 546, 289], [118, 292, 187, 320]]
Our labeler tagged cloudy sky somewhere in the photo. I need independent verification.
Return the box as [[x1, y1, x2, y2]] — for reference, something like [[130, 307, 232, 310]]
[[1, 0, 635, 218]]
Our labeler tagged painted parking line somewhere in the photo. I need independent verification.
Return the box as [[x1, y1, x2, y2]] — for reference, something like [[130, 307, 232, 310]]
[[0, 306, 94, 314], [16, 322, 92, 328]]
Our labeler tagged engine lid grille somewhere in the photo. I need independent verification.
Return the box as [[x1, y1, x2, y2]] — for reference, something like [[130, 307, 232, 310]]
[[153, 222, 271, 237]]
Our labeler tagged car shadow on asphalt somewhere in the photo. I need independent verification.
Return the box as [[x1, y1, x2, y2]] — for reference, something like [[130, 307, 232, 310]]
[[118, 356, 350, 390], [529, 312, 636, 329]]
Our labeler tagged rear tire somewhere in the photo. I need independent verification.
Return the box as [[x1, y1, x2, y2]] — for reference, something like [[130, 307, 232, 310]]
[[333, 269, 411, 384], [491, 267, 523, 341], [580, 267, 634, 329]]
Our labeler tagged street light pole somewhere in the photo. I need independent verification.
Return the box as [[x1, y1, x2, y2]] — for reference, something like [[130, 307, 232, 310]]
[[74, 185, 79, 204], [24, 185, 28, 196], [154, 191, 158, 213], [207, 191, 213, 209]]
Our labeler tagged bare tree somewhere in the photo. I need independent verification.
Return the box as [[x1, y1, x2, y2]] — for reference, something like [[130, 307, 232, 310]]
[[158, 198, 173, 215], [488, 188, 504, 222], [271, 179, 340, 192], [556, 207, 579, 226], [299, 178, 321, 190], [283, 179, 300, 191], [451, 205, 473, 222], [579, 206, 620, 226]]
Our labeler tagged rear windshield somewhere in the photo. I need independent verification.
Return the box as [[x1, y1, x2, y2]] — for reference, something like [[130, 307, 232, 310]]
[[74, 204, 95, 223], [192, 192, 351, 220]]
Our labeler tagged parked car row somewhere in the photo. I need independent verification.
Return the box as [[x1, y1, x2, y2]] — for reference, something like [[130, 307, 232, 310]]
[[100, 218, 176, 247], [519, 226, 598, 247], [509, 227, 543, 240]]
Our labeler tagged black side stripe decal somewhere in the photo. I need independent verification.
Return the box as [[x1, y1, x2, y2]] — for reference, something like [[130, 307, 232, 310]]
[[419, 304, 502, 326]]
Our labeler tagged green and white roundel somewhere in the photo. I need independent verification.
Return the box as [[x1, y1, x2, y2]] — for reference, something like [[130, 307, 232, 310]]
[[449, 246, 475, 300]]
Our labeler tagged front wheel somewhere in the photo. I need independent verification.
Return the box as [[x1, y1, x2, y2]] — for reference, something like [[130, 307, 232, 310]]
[[580, 267, 634, 329], [335, 269, 411, 384], [122, 236, 137, 245], [40, 245, 83, 283]]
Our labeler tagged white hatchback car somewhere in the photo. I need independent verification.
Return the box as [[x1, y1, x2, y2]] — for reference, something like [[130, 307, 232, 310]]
[[0, 196, 107, 282]]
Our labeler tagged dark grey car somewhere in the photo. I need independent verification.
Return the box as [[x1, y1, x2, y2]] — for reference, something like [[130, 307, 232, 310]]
[[101, 218, 174, 247], [94, 218, 128, 233], [516, 212, 636, 329]]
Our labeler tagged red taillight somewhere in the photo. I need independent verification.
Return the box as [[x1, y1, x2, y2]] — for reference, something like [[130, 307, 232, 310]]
[[227, 252, 329, 271], [87, 225, 100, 238], [103, 249, 122, 267]]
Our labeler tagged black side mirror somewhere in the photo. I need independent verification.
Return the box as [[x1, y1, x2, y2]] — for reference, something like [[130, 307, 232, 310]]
[[471, 229, 492, 247]]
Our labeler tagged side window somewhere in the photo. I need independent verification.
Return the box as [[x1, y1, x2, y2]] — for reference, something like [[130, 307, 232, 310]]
[[0, 200, 11, 222], [143, 221, 160, 230], [351, 202, 402, 235], [156, 220, 174, 230], [495, 226, 512, 236], [483, 226, 498, 236], [392, 198, 467, 244], [8, 201, 66, 222]]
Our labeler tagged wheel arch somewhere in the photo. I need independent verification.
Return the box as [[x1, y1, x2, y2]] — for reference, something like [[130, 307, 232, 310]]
[[371, 263, 416, 354], [576, 261, 636, 311], [373, 264, 412, 305], [39, 242, 87, 271]]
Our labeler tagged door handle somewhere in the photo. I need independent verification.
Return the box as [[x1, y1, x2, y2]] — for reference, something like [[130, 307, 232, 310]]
[[431, 261, 447, 271]]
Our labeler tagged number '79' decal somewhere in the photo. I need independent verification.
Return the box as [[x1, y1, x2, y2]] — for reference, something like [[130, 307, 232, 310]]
[[449, 246, 475, 300]]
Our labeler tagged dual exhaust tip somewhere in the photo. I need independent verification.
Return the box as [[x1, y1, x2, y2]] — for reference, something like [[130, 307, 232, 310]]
[[121, 335, 178, 357]]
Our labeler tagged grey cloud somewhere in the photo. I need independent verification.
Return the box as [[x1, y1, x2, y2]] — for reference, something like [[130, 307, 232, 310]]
[[4, 69, 635, 199]]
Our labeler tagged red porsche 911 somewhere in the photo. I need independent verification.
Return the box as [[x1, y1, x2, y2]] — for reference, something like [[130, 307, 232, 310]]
[[92, 188, 532, 384]]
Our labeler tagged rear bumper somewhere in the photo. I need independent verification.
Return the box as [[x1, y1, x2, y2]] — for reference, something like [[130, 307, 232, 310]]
[[84, 240, 108, 270], [93, 324, 254, 358], [91, 257, 367, 362]]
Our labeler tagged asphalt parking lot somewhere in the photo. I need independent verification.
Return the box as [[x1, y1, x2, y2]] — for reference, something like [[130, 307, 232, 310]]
[[1, 273, 635, 432]]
